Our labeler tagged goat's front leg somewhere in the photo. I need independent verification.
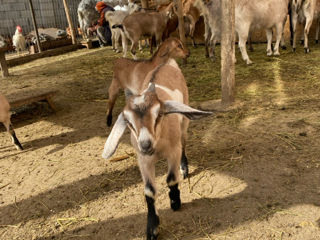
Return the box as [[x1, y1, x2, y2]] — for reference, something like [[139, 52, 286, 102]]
[[138, 154, 159, 240], [166, 148, 182, 211], [3, 121, 23, 150]]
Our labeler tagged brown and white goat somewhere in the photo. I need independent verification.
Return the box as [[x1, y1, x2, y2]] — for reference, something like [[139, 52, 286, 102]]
[[113, 3, 174, 59], [291, 0, 319, 52], [0, 94, 23, 150], [106, 37, 189, 126], [102, 62, 211, 240]]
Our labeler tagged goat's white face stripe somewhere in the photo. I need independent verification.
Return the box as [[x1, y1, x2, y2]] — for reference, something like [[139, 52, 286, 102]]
[[138, 127, 153, 144], [123, 110, 139, 140]]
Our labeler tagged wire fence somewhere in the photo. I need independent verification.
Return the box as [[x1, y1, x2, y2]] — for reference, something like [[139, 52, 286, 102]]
[[0, 0, 82, 39]]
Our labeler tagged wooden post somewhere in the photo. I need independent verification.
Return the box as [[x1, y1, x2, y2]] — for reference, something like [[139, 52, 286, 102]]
[[28, 0, 42, 53], [63, 0, 77, 45], [221, 0, 235, 105], [0, 50, 9, 78], [141, 0, 149, 9]]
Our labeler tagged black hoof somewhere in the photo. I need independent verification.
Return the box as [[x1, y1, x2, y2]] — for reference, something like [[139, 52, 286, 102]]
[[292, 48, 296, 53], [281, 45, 287, 50], [107, 115, 112, 127], [316, 40, 319, 44], [300, 40, 304, 45], [170, 198, 181, 211], [169, 184, 181, 211], [304, 48, 310, 53], [147, 215, 159, 240]]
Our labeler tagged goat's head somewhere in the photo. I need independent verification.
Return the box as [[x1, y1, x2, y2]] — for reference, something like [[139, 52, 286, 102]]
[[102, 83, 212, 159], [157, 37, 190, 59]]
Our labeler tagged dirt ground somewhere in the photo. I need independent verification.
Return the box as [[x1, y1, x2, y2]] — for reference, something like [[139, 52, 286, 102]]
[[0, 41, 320, 240]]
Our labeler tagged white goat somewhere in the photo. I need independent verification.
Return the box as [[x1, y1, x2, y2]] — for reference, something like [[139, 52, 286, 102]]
[[291, 0, 319, 52], [194, 0, 289, 64], [102, 61, 211, 240], [105, 2, 140, 55], [0, 94, 23, 150]]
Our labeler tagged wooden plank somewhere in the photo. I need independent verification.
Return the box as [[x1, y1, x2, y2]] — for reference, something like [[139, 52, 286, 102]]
[[8, 90, 58, 111], [7, 44, 80, 67], [0, 49, 9, 78]]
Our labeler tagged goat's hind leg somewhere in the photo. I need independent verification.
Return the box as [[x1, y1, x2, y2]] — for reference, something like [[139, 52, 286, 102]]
[[3, 120, 23, 150], [180, 117, 189, 179]]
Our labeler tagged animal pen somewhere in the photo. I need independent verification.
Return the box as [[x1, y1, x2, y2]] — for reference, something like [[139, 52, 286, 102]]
[[1, 0, 320, 240]]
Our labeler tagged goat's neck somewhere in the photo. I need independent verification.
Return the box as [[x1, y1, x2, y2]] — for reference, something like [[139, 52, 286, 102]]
[[151, 53, 171, 66]]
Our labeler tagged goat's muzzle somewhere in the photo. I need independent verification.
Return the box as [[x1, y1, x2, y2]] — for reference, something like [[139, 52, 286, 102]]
[[140, 140, 155, 155]]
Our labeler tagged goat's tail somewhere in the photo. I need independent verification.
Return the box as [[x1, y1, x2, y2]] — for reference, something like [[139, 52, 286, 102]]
[[112, 24, 124, 30]]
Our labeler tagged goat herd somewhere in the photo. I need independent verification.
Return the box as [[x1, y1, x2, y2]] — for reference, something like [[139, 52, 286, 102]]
[[1, 0, 320, 239]]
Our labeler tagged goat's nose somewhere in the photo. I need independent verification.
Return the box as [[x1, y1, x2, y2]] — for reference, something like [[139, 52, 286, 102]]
[[141, 140, 152, 151]]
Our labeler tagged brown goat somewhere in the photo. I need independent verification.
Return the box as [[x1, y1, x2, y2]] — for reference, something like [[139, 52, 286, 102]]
[[102, 62, 211, 240], [0, 94, 23, 150], [114, 3, 174, 59], [106, 37, 189, 126]]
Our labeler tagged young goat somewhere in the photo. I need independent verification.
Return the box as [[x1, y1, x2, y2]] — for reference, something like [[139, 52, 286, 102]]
[[113, 3, 174, 59], [106, 37, 189, 126], [102, 62, 211, 240], [0, 94, 23, 150]]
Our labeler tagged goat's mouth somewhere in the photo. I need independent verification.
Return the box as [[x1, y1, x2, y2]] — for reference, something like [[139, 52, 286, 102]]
[[141, 148, 155, 156]]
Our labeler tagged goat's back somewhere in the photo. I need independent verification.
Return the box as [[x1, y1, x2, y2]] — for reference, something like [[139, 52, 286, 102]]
[[123, 12, 167, 35], [235, 0, 289, 29]]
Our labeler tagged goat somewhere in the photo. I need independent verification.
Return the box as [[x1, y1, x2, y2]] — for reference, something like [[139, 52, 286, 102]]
[[182, 0, 201, 47], [102, 62, 211, 240], [194, 0, 289, 64], [105, 2, 140, 55], [0, 94, 23, 150], [77, 0, 100, 39], [291, 0, 318, 53], [106, 37, 189, 126], [113, 3, 174, 59]]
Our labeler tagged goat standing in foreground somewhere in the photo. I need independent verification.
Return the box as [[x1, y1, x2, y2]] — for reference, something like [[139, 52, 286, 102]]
[[0, 94, 23, 150], [102, 61, 211, 240], [106, 37, 189, 126]]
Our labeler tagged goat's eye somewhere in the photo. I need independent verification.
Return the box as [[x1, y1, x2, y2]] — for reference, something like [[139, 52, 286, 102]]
[[178, 44, 183, 49]]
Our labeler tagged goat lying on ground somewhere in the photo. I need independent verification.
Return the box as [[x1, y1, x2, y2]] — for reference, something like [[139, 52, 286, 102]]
[[0, 94, 23, 150], [102, 61, 211, 240], [113, 3, 174, 59], [106, 37, 189, 126]]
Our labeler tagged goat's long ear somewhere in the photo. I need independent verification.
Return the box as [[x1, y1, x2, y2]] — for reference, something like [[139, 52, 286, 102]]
[[164, 100, 212, 120], [102, 112, 127, 159]]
